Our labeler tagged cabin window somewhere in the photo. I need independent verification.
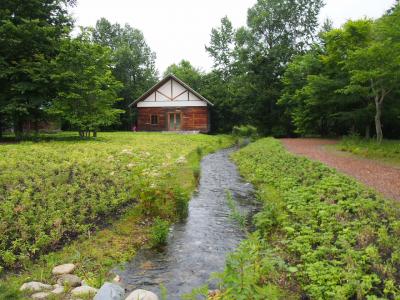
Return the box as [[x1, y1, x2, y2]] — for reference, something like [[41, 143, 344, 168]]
[[150, 115, 158, 125]]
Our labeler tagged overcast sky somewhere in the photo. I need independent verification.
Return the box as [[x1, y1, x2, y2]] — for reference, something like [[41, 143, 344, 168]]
[[70, 0, 395, 75]]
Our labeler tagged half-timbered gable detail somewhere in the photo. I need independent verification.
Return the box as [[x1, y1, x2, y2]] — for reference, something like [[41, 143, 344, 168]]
[[129, 74, 213, 133]]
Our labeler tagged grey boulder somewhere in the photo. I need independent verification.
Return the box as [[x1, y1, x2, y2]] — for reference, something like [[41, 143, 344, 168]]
[[20, 282, 52, 292], [51, 284, 64, 295], [52, 263, 75, 275], [94, 282, 124, 300], [71, 285, 98, 297], [125, 289, 158, 300], [56, 274, 82, 287], [31, 292, 51, 299]]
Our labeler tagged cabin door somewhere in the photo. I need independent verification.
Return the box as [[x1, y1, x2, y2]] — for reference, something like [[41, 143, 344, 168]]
[[168, 112, 181, 131]]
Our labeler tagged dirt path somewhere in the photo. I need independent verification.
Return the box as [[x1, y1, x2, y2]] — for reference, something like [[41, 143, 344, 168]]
[[281, 138, 400, 201]]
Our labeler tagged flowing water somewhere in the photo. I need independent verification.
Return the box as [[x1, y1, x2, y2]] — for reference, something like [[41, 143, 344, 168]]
[[115, 148, 258, 299]]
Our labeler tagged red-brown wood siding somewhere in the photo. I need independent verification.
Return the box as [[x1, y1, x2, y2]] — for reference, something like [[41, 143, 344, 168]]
[[136, 107, 209, 132]]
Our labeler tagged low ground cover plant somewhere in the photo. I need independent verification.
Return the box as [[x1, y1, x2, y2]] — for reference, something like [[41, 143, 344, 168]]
[[338, 136, 400, 165], [217, 138, 400, 299], [0, 132, 232, 273], [150, 217, 170, 247]]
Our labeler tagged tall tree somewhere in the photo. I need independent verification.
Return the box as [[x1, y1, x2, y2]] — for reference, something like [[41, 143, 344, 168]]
[[205, 16, 236, 80], [237, 0, 324, 135], [0, 0, 75, 138], [164, 60, 203, 90], [50, 37, 123, 137], [90, 18, 157, 130], [279, 8, 400, 140], [343, 10, 400, 142]]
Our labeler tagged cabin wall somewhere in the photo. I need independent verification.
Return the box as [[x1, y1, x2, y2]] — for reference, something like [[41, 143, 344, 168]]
[[136, 107, 209, 132]]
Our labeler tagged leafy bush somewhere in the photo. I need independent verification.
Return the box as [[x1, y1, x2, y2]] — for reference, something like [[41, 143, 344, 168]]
[[173, 187, 190, 221], [226, 191, 247, 229], [150, 217, 170, 247], [218, 138, 400, 299], [196, 146, 203, 157], [232, 125, 258, 139], [0, 132, 232, 272]]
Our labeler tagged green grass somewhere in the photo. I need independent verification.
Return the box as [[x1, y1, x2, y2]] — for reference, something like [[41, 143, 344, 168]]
[[0, 131, 233, 298], [337, 137, 400, 166], [215, 138, 400, 299]]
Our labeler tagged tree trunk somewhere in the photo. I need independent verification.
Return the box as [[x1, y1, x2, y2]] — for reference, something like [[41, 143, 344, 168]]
[[33, 119, 39, 140], [14, 118, 24, 141], [93, 130, 97, 138], [374, 96, 383, 144], [79, 130, 84, 138], [365, 124, 370, 139]]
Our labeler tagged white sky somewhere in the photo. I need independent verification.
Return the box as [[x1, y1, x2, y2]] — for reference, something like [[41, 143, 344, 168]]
[[70, 0, 395, 74]]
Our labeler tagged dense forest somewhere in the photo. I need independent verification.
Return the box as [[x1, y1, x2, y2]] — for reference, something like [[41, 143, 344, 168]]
[[1, 0, 399, 141]]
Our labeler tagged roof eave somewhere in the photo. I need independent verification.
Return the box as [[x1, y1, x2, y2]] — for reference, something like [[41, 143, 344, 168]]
[[128, 74, 214, 107]]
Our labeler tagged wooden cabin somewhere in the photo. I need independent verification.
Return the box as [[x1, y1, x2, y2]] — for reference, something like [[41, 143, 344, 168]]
[[129, 74, 213, 133]]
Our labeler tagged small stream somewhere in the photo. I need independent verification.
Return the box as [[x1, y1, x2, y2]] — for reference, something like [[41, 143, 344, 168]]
[[115, 148, 258, 299]]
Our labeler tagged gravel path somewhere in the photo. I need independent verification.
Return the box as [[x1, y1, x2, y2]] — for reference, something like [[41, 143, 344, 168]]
[[281, 138, 400, 201]]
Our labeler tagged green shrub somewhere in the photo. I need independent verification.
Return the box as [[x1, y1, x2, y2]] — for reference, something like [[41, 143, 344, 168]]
[[226, 191, 247, 230], [150, 217, 170, 247], [218, 138, 400, 299], [0, 282, 21, 300], [196, 146, 203, 157], [174, 187, 190, 221], [232, 125, 258, 139]]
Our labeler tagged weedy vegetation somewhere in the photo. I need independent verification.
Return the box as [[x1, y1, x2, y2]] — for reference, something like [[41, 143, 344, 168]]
[[0, 132, 232, 298], [216, 138, 400, 299], [232, 125, 259, 148], [150, 217, 170, 247], [338, 136, 400, 166], [226, 191, 248, 231]]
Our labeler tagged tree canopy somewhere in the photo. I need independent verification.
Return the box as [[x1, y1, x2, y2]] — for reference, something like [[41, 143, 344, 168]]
[[50, 37, 123, 137], [0, 0, 74, 138], [164, 60, 204, 91], [279, 5, 400, 141], [0, 2, 157, 138], [89, 18, 158, 130]]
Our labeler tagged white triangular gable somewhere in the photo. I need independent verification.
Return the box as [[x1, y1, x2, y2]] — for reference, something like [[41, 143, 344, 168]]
[[143, 92, 156, 102], [137, 79, 207, 108]]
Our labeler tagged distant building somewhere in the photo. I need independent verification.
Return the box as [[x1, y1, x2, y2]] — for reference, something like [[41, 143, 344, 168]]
[[23, 120, 61, 133], [129, 74, 213, 133]]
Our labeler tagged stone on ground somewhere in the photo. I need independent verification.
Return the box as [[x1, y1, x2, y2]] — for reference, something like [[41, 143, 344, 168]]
[[20, 282, 53, 292], [94, 282, 124, 300], [31, 292, 51, 299], [51, 284, 64, 295], [71, 285, 98, 297], [52, 263, 76, 275], [125, 289, 158, 300], [56, 273, 81, 287]]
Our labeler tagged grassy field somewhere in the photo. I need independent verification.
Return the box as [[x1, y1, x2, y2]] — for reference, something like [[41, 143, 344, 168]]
[[215, 138, 400, 299], [337, 137, 400, 166], [0, 132, 232, 298]]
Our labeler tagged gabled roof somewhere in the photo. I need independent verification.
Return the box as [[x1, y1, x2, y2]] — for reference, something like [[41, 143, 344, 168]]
[[128, 74, 213, 107]]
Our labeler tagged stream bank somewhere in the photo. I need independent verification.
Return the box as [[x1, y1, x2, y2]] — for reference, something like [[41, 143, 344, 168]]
[[115, 147, 259, 298]]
